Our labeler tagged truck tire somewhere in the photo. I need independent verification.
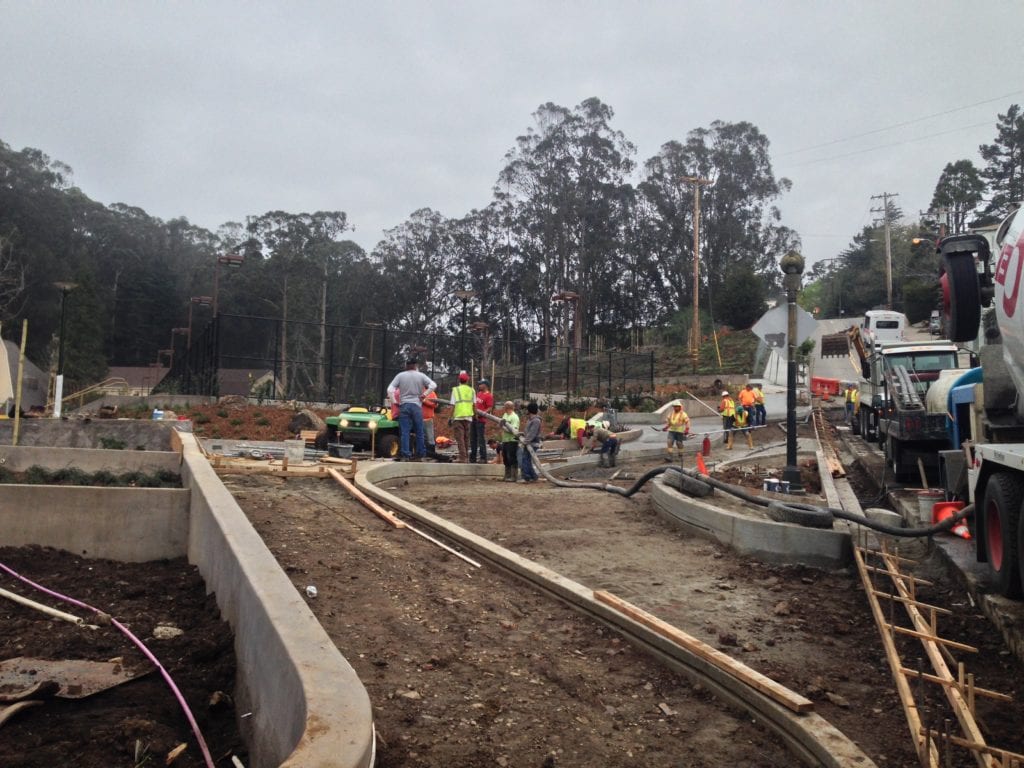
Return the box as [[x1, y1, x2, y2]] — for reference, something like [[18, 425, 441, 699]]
[[982, 474, 1024, 598], [885, 436, 903, 480], [377, 434, 400, 459], [942, 250, 981, 343]]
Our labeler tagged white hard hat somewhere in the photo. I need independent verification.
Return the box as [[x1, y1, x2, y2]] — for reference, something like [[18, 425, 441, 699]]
[[721, 390, 730, 397], [601, 420, 610, 429]]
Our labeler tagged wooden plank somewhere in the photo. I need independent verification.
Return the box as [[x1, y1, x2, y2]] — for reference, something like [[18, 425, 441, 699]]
[[900, 668, 1012, 702], [884, 623, 978, 653], [593, 590, 813, 714], [328, 468, 405, 529]]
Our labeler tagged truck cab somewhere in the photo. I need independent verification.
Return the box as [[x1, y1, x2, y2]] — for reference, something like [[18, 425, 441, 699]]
[[861, 310, 907, 349]]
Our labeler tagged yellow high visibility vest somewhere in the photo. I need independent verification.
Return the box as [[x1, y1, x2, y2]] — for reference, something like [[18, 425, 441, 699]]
[[452, 384, 475, 419], [668, 410, 689, 432], [719, 397, 736, 418]]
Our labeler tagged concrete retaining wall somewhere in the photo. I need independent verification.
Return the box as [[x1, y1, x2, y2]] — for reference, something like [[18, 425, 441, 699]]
[[0, 419, 175, 450], [0, 438, 376, 768], [0, 486, 189, 561], [0, 445, 182, 474]]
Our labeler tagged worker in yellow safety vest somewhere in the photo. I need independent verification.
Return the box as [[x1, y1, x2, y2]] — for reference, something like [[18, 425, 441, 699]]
[[733, 405, 754, 448], [663, 402, 691, 461], [718, 390, 737, 449], [449, 371, 475, 463], [555, 416, 588, 447], [844, 383, 859, 426], [752, 383, 766, 427]]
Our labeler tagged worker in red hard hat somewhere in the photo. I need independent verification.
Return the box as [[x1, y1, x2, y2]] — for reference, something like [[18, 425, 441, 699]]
[[449, 371, 475, 462]]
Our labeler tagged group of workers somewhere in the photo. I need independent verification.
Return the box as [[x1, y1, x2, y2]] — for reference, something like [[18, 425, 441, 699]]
[[389, 359, 773, 474]]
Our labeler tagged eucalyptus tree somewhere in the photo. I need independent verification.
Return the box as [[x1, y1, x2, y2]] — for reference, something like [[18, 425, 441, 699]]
[[498, 98, 636, 350], [637, 121, 796, 331], [979, 104, 1024, 216], [928, 159, 985, 233]]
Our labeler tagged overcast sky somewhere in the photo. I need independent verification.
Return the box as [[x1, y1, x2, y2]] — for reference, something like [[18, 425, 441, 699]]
[[2, 2, 1021, 268]]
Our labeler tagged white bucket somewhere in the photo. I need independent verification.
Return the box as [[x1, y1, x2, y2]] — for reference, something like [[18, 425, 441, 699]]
[[916, 490, 944, 524], [284, 439, 306, 464]]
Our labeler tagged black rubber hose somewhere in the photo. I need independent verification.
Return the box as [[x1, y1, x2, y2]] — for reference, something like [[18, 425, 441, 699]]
[[670, 466, 974, 537]]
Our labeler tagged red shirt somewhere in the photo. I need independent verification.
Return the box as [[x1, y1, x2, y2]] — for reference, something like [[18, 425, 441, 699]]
[[475, 390, 493, 422]]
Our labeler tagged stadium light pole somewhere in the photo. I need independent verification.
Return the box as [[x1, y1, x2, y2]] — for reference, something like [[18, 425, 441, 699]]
[[52, 281, 77, 419]]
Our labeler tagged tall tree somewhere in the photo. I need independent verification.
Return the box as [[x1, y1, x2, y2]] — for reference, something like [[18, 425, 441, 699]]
[[929, 159, 984, 233], [979, 104, 1024, 216]]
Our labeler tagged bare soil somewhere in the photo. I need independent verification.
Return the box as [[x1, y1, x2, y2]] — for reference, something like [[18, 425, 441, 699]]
[[4, 405, 1023, 767], [0, 548, 244, 767]]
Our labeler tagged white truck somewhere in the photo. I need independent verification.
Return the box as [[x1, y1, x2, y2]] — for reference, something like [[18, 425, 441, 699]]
[[939, 206, 1024, 597]]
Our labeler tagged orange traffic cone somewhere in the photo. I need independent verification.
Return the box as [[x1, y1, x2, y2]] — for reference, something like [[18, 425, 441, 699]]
[[932, 501, 971, 539], [696, 453, 708, 475]]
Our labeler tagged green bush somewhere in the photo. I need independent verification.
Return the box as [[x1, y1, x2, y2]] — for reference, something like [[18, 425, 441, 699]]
[[216, 409, 229, 418], [193, 413, 211, 424], [229, 418, 243, 426], [255, 416, 270, 426], [99, 436, 127, 450]]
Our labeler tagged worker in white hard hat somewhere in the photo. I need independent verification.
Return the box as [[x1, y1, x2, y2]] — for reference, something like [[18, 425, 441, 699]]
[[663, 401, 691, 461], [718, 389, 737, 449]]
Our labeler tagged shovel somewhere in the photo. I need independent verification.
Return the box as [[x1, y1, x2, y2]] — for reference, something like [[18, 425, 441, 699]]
[[0, 657, 150, 729]]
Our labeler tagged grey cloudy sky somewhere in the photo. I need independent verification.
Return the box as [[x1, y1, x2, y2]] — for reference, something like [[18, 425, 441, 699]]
[[2, 1, 1021, 267]]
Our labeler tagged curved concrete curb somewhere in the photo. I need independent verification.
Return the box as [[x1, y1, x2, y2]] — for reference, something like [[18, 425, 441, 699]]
[[181, 437, 376, 768], [355, 461, 874, 768]]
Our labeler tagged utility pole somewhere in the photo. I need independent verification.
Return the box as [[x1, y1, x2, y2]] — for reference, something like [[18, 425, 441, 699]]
[[871, 192, 899, 310], [682, 176, 712, 372]]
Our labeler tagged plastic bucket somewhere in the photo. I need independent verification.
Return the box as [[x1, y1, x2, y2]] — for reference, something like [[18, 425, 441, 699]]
[[328, 443, 354, 459], [284, 439, 306, 464], [916, 490, 945, 524]]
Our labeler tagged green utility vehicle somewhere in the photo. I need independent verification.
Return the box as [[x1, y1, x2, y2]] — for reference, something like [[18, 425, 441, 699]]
[[323, 407, 401, 458]]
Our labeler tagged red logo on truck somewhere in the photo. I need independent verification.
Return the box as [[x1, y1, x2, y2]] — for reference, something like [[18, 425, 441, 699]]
[[994, 230, 1024, 319]]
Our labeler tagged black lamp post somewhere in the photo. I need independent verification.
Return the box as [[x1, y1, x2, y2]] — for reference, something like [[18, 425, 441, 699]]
[[212, 252, 245, 317], [454, 290, 475, 371], [52, 281, 77, 418], [187, 296, 213, 350], [780, 251, 805, 492]]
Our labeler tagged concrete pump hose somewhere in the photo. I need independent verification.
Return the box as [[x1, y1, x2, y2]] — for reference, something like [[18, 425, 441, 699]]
[[671, 466, 975, 537]]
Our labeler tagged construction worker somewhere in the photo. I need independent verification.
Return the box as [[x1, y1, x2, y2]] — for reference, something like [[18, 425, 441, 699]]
[[421, 386, 439, 456], [470, 378, 493, 463], [844, 382, 859, 425], [738, 384, 757, 425], [554, 415, 588, 447], [752, 382, 766, 427], [734, 405, 754, 448], [386, 358, 437, 461], [449, 371, 475, 463], [519, 401, 542, 483], [663, 401, 690, 461], [499, 400, 520, 481], [718, 389, 737, 449], [583, 421, 620, 467]]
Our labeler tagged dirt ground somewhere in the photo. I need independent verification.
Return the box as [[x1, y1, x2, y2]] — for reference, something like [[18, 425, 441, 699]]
[[0, 548, 244, 767], [4, 407, 1024, 766], [226, 440, 1023, 767]]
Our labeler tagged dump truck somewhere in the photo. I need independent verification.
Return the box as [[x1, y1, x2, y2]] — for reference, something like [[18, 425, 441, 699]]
[[854, 337, 961, 479], [937, 207, 1024, 597]]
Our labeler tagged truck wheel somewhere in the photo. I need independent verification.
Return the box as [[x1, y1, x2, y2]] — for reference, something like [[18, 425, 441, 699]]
[[851, 410, 861, 436], [377, 434, 400, 459], [942, 250, 981, 343], [885, 437, 902, 480], [983, 474, 1023, 598]]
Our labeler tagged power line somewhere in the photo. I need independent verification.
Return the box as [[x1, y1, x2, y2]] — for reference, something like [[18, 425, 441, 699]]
[[778, 89, 1023, 157], [787, 121, 993, 168]]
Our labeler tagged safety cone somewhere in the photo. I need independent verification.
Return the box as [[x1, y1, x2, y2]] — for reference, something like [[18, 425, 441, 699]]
[[696, 453, 708, 475], [932, 501, 971, 539]]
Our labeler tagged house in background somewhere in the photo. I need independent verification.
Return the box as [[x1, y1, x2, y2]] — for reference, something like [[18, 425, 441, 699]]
[[1, 339, 48, 414]]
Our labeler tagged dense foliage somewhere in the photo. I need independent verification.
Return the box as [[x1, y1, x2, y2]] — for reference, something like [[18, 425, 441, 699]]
[[1, 99, 1020, 389]]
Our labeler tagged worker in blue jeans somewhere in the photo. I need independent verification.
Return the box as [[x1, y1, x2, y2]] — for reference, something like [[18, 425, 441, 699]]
[[386, 358, 437, 461]]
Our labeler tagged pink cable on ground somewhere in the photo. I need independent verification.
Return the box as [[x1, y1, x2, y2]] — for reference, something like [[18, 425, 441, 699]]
[[0, 561, 216, 768]]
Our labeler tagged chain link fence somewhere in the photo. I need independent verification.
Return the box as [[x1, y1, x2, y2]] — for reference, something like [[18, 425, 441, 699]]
[[159, 315, 654, 405]]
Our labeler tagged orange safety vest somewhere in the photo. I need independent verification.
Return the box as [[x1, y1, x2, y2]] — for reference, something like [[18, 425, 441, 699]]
[[719, 396, 736, 418], [422, 389, 438, 419]]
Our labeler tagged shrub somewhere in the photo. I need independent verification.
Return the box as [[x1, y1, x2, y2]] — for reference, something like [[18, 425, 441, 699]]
[[99, 436, 127, 450], [229, 418, 243, 426], [193, 413, 211, 424], [216, 409, 229, 418], [255, 416, 270, 426]]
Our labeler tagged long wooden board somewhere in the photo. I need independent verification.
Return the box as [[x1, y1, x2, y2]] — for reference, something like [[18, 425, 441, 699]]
[[593, 590, 814, 714]]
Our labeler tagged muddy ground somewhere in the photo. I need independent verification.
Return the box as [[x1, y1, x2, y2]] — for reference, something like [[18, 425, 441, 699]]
[[3, 410, 1023, 766]]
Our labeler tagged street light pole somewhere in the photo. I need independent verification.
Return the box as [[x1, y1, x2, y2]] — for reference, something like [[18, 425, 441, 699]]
[[780, 251, 805, 492], [681, 176, 712, 373], [52, 282, 77, 419], [187, 296, 213, 350]]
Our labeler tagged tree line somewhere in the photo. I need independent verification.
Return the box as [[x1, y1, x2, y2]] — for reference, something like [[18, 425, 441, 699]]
[[1, 98, 1022, 390]]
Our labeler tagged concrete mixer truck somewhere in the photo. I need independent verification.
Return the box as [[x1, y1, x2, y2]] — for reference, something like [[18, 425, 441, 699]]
[[937, 205, 1024, 597]]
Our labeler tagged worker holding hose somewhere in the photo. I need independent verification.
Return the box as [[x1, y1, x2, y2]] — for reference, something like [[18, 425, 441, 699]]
[[663, 401, 690, 461], [518, 401, 542, 483], [718, 390, 737, 449]]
